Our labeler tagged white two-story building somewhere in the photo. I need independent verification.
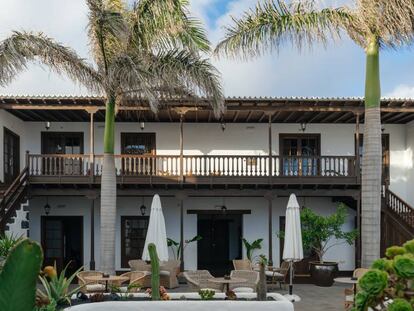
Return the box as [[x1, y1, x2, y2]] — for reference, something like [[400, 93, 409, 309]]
[[1, 96, 413, 277]]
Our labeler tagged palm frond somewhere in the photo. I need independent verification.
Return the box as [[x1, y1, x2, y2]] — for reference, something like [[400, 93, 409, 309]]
[[356, 0, 414, 48], [0, 31, 101, 91], [132, 0, 211, 53], [87, 0, 130, 71], [151, 49, 224, 117], [215, 0, 353, 60]]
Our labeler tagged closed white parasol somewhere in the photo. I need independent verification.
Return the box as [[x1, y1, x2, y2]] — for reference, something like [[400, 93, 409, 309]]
[[142, 194, 169, 261], [282, 193, 303, 302]]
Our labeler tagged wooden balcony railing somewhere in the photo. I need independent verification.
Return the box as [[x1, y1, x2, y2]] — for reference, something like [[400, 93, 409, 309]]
[[383, 189, 414, 229], [27, 154, 357, 179]]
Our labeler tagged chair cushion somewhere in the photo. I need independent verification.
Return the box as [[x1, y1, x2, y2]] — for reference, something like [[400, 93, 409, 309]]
[[85, 284, 105, 292], [345, 295, 354, 302], [233, 287, 254, 293], [159, 270, 170, 276]]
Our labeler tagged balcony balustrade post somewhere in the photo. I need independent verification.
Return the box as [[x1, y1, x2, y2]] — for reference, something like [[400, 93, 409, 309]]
[[86, 108, 98, 182]]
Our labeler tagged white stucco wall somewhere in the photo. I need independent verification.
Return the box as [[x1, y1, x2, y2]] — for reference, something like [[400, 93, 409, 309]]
[[25, 195, 356, 272]]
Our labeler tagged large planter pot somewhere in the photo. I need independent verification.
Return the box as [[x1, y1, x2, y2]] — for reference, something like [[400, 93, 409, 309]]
[[309, 261, 338, 287]]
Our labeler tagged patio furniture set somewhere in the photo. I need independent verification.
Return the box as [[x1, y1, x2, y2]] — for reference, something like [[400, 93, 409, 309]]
[[76, 259, 290, 294]]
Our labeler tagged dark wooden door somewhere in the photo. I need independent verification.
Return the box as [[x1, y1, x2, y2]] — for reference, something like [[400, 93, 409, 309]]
[[121, 216, 149, 268], [41, 132, 84, 175], [42, 216, 83, 275], [280, 134, 320, 176], [3, 128, 20, 184], [121, 133, 156, 174], [197, 214, 242, 276]]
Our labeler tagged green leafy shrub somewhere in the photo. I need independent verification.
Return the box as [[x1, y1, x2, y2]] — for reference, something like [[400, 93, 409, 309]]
[[198, 289, 215, 300], [353, 239, 414, 311], [300, 204, 358, 262], [0, 233, 22, 268], [167, 235, 202, 260], [242, 238, 263, 261]]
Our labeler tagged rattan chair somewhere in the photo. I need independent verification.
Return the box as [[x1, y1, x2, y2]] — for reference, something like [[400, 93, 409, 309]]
[[344, 268, 369, 310], [129, 259, 179, 289], [110, 271, 146, 292], [265, 261, 290, 289], [232, 259, 253, 270], [76, 271, 105, 293], [183, 270, 223, 292], [230, 270, 259, 292]]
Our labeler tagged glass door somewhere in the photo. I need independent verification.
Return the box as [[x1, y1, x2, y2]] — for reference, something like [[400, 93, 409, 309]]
[[280, 134, 320, 176], [121, 216, 149, 268], [41, 132, 83, 175], [3, 128, 20, 184]]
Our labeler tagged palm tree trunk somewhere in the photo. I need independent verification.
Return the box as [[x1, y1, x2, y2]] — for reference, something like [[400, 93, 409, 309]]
[[361, 35, 382, 268], [100, 97, 117, 275]]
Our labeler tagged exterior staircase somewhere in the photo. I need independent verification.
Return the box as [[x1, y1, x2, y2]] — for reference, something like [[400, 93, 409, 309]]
[[381, 188, 414, 255], [0, 168, 29, 233]]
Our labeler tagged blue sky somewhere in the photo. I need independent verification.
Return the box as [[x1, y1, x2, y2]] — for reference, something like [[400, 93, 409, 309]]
[[0, 0, 413, 98]]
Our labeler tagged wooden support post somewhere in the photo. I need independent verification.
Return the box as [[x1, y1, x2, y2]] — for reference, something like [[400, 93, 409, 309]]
[[356, 195, 361, 268], [268, 114, 273, 180], [86, 191, 98, 270], [265, 192, 274, 266], [176, 192, 186, 271], [179, 114, 184, 184], [87, 108, 98, 183], [355, 113, 361, 183]]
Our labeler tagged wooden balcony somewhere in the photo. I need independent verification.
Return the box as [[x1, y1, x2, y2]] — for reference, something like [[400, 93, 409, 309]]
[[27, 154, 359, 188]]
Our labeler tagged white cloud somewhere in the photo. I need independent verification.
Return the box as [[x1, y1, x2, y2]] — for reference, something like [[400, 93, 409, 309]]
[[385, 85, 414, 99]]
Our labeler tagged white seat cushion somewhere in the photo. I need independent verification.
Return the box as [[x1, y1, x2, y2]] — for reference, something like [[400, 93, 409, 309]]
[[265, 271, 283, 277], [85, 284, 105, 292], [233, 287, 254, 293], [159, 270, 170, 276], [345, 295, 354, 302]]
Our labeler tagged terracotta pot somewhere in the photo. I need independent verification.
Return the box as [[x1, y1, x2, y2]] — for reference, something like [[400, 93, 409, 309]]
[[309, 261, 338, 287]]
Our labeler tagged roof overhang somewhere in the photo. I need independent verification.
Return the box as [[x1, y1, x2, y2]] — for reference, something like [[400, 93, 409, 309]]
[[1, 96, 414, 124]]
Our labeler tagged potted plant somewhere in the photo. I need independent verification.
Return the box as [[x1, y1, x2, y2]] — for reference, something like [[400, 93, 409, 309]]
[[167, 235, 202, 274], [242, 238, 263, 262], [301, 204, 358, 287]]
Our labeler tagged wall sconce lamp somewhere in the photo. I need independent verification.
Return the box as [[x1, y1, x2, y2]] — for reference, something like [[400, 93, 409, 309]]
[[140, 121, 145, 131], [44, 197, 51, 215], [140, 198, 147, 216], [45, 121, 51, 130], [299, 122, 307, 132]]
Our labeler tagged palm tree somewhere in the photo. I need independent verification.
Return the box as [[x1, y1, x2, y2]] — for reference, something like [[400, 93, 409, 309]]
[[0, 0, 224, 274], [215, 0, 414, 267]]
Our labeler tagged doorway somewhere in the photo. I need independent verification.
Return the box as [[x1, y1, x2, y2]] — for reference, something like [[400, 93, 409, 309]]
[[3, 127, 20, 184], [197, 213, 242, 276], [41, 216, 83, 275], [280, 134, 321, 176]]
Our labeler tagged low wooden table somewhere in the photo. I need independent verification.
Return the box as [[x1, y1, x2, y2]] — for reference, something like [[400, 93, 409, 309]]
[[208, 277, 247, 292], [335, 277, 359, 305], [85, 275, 129, 292]]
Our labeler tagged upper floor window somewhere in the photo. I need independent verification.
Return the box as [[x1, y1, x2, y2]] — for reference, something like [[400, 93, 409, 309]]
[[121, 133, 156, 155]]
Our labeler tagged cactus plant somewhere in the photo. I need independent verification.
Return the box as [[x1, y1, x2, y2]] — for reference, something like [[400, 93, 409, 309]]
[[257, 254, 268, 301], [148, 243, 161, 300], [0, 239, 43, 311]]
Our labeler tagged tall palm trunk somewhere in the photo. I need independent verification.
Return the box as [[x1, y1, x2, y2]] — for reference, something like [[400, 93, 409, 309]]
[[100, 97, 117, 275], [361, 35, 382, 268]]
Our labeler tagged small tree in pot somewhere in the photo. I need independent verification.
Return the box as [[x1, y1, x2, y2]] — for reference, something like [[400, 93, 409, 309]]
[[301, 204, 358, 287]]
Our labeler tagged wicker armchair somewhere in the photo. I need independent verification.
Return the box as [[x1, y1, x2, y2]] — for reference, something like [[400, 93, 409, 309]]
[[159, 260, 180, 289], [232, 259, 253, 271], [344, 268, 369, 310], [230, 270, 259, 292], [183, 270, 223, 292], [128, 259, 179, 289], [76, 271, 105, 293], [111, 271, 146, 292]]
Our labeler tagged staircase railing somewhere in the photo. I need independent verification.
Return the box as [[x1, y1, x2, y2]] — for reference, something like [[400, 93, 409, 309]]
[[383, 188, 414, 230], [0, 167, 29, 232]]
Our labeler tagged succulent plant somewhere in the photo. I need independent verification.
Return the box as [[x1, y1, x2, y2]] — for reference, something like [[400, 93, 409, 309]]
[[353, 239, 414, 311], [0, 239, 43, 311]]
